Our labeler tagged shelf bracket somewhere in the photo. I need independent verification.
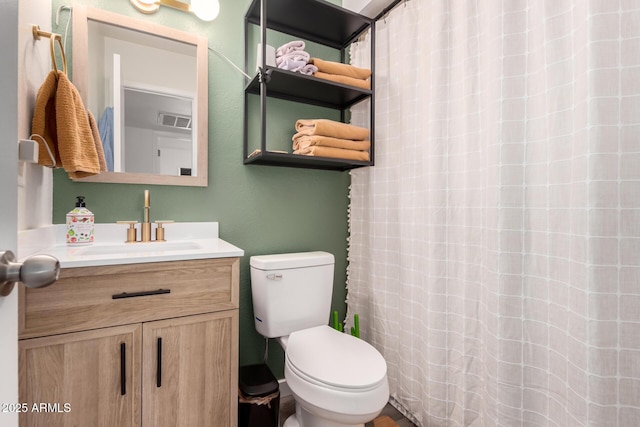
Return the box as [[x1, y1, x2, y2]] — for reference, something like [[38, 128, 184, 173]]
[[257, 67, 272, 84]]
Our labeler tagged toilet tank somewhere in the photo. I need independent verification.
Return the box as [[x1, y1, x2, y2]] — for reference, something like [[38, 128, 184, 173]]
[[250, 251, 334, 338]]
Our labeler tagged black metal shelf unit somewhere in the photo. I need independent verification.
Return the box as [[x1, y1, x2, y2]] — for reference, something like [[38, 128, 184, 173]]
[[243, 0, 375, 171]]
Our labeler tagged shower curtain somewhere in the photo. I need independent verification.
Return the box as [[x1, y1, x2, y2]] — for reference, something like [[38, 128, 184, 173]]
[[346, 1, 640, 426]]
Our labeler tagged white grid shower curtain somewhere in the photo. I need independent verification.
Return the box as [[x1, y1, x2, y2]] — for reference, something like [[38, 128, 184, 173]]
[[346, 1, 640, 426]]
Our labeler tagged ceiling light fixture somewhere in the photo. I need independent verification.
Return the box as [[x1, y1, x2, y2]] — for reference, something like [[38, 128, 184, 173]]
[[130, 0, 220, 22]]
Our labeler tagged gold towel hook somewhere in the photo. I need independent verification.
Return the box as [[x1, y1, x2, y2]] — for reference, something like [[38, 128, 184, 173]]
[[32, 25, 67, 75]]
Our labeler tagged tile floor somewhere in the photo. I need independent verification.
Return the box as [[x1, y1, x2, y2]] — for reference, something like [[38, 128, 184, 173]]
[[279, 395, 416, 427]]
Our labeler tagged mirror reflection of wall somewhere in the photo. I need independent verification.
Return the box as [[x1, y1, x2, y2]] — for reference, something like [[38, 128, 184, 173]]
[[123, 88, 194, 176], [87, 18, 197, 176]]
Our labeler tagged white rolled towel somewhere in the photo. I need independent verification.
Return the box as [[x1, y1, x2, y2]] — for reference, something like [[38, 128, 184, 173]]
[[298, 64, 318, 76], [275, 51, 310, 67], [276, 40, 306, 57], [277, 58, 308, 72]]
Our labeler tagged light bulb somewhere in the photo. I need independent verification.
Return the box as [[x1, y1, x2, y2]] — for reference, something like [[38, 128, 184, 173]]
[[191, 0, 219, 21], [130, 0, 160, 14]]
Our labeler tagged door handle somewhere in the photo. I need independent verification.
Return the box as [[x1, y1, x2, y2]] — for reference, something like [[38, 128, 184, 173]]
[[112, 289, 171, 299], [0, 250, 59, 297], [156, 337, 162, 388], [120, 342, 126, 396]]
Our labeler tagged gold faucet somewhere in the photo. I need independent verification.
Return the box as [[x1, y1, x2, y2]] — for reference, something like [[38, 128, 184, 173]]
[[141, 190, 152, 242], [117, 190, 173, 243]]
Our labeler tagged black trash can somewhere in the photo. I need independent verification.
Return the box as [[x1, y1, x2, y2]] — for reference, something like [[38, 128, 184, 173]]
[[238, 364, 280, 427]]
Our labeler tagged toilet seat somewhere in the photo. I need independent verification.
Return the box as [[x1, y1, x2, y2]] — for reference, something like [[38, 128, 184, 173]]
[[285, 325, 387, 392]]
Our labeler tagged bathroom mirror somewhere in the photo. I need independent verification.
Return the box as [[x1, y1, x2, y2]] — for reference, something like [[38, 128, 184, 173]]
[[72, 6, 208, 186]]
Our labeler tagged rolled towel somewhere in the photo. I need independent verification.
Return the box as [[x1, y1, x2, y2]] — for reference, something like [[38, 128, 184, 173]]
[[298, 64, 318, 76], [295, 119, 369, 140], [309, 58, 371, 80], [278, 58, 309, 72], [292, 134, 371, 151], [275, 51, 310, 66], [276, 40, 305, 57], [313, 71, 371, 90], [294, 146, 370, 161]]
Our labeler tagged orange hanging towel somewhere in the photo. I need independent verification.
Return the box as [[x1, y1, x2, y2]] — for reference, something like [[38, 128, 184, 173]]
[[31, 70, 104, 178], [55, 72, 103, 179], [32, 70, 60, 167]]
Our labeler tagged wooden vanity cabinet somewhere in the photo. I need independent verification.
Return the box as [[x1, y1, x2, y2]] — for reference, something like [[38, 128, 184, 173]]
[[20, 324, 141, 427], [18, 258, 240, 427], [142, 312, 235, 426]]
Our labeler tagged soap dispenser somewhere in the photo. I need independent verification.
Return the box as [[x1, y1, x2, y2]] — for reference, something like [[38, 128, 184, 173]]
[[66, 196, 95, 245]]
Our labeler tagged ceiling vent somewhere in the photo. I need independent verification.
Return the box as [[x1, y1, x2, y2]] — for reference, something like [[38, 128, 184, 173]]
[[158, 112, 192, 130]]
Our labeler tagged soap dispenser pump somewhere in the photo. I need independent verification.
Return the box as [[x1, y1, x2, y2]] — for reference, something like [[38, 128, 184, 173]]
[[66, 196, 95, 245]]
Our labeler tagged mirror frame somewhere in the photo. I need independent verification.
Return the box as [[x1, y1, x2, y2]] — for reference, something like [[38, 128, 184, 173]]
[[72, 5, 208, 187]]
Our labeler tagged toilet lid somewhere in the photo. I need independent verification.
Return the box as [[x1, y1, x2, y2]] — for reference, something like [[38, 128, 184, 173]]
[[286, 325, 387, 390]]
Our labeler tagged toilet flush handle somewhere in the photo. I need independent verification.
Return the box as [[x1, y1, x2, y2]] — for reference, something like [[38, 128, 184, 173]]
[[266, 273, 282, 281]]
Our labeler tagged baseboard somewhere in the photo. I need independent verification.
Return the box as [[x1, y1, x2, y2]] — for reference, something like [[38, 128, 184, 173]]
[[278, 378, 291, 398]]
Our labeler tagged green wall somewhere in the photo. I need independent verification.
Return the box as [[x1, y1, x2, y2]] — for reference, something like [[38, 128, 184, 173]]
[[51, 0, 349, 378]]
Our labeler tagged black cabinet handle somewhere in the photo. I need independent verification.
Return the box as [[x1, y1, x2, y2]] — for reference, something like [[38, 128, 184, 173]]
[[112, 289, 170, 299], [156, 337, 162, 388], [120, 342, 126, 396]]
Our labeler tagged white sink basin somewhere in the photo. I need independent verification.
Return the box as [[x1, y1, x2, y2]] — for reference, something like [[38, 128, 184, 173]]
[[19, 222, 244, 268], [78, 241, 203, 256]]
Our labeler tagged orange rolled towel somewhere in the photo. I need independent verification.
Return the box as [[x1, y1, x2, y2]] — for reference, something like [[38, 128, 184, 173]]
[[294, 146, 370, 161], [295, 119, 369, 140], [309, 58, 371, 80], [292, 133, 371, 151], [313, 71, 371, 90]]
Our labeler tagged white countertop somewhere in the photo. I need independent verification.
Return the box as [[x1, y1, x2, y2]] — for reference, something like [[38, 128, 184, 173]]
[[19, 222, 244, 268]]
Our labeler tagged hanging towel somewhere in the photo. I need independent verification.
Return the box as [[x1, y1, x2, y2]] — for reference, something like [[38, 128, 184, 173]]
[[276, 40, 305, 57], [295, 119, 369, 140], [292, 134, 371, 151], [294, 146, 370, 161], [98, 106, 114, 171], [309, 58, 372, 80], [55, 72, 102, 179], [313, 71, 371, 90], [32, 70, 60, 167], [87, 110, 107, 172], [32, 70, 102, 178]]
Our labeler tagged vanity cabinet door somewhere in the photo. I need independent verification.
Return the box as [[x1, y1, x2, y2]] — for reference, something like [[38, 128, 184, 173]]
[[142, 310, 239, 427], [19, 324, 142, 427]]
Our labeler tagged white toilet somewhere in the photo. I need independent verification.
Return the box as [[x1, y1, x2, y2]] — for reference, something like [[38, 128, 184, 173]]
[[250, 251, 389, 427]]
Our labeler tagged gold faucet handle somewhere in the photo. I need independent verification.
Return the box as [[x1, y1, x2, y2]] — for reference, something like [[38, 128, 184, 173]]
[[154, 220, 174, 242], [117, 221, 139, 243]]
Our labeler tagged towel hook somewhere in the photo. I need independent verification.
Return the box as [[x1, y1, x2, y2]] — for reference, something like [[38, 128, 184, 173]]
[[32, 25, 67, 75]]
